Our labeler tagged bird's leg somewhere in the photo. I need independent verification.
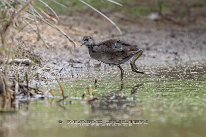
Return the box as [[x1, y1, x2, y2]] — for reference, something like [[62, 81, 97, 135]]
[[130, 50, 144, 74], [118, 65, 124, 80], [120, 80, 124, 90]]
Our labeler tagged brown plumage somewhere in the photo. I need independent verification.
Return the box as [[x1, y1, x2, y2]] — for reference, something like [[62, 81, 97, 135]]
[[91, 39, 139, 65], [81, 36, 144, 80]]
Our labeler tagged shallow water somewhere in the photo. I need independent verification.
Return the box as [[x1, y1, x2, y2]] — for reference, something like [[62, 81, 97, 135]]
[[1, 62, 206, 137]]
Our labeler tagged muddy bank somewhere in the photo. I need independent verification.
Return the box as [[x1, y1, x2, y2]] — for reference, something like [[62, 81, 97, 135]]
[[1, 13, 206, 86]]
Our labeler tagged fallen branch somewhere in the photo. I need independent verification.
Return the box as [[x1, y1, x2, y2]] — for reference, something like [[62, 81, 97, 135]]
[[9, 59, 32, 65]]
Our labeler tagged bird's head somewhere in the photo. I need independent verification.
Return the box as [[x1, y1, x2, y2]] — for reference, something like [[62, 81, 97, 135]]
[[81, 36, 95, 48]]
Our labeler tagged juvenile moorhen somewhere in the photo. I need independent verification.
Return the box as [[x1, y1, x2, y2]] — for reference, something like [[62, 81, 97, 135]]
[[81, 36, 144, 80]]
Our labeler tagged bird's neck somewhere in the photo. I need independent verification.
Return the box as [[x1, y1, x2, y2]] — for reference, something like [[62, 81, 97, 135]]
[[86, 44, 95, 52], [88, 47, 93, 54]]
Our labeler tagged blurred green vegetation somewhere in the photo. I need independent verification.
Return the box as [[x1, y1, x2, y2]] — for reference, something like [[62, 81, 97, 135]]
[[34, 0, 206, 18], [34, 0, 163, 16]]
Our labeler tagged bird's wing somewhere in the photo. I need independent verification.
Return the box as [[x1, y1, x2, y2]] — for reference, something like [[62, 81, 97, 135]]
[[93, 39, 138, 53]]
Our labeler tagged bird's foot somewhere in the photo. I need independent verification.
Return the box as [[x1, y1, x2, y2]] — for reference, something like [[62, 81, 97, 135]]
[[130, 61, 144, 74], [130, 49, 144, 74]]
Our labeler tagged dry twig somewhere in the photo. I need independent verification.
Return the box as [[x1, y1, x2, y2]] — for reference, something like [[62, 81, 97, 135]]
[[38, 0, 59, 20], [106, 0, 122, 6], [79, 0, 122, 34], [55, 76, 65, 98]]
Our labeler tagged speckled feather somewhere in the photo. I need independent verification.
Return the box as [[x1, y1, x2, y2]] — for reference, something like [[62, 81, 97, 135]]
[[89, 39, 140, 65], [94, 39, 139, 52]]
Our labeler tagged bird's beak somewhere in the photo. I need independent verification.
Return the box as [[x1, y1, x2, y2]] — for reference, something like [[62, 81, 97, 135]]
[[80, 42, 85, 46]]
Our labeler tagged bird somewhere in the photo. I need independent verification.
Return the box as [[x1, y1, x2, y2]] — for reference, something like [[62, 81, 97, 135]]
[[81, 36, 144, 80]]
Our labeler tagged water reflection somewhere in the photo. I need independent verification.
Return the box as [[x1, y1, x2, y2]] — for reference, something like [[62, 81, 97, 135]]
[[88, 81, 145, 121], [0, 63, 206, 137]]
